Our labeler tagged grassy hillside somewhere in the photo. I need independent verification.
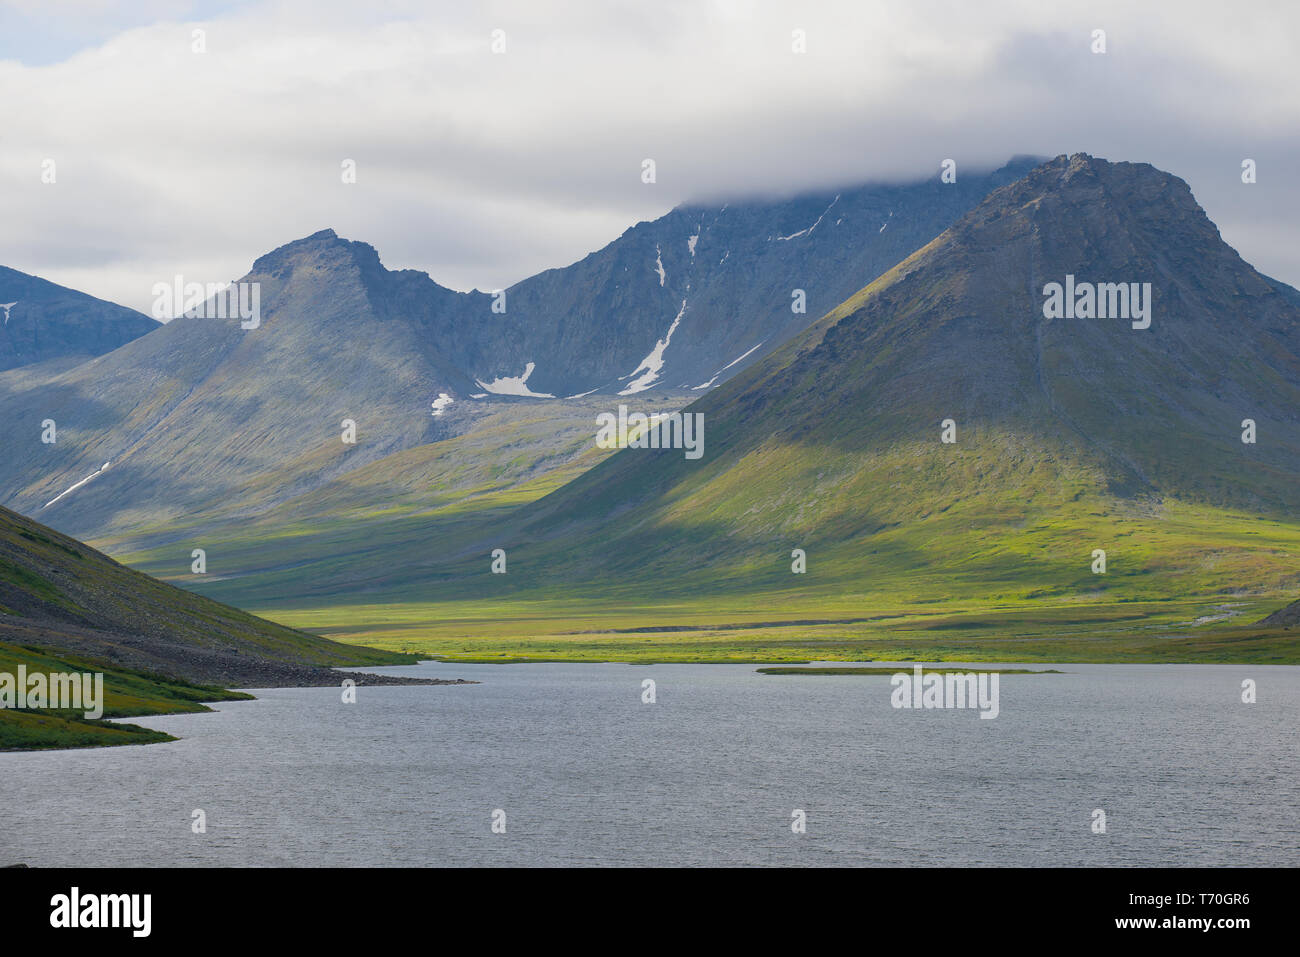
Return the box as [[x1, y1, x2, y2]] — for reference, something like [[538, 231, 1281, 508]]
[[256, 493, 1300, 665], [0, 501, 442, 748], [0, 503, 414, 676], [0, 639, 250, 750], [119, 428, 1300, 665]]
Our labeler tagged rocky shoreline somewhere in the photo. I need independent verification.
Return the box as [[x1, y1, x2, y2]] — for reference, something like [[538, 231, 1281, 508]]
[[1, 616, 474, 689], [248, 667, 477, 688]]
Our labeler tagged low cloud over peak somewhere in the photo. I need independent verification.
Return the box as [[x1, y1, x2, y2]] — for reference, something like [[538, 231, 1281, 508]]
[[1, 0, 1297, 313]]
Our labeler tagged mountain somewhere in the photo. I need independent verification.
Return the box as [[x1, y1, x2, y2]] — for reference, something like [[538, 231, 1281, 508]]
[[0, 160, 1038, 545], [339, 153, 1299, 659], [519, 153, 1300, 546], [12, 152, 1292, 667], [0, 265, 157, 372], [129, 151, 1300, 663], [0, 230, 482, 539], [11, 151, 1290, 665], [437, 156, 1042, 396]]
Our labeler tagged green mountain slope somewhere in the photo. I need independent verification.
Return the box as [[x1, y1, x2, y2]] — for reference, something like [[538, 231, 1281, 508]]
[[105, 393, 675, 605], [0, 501, 435, 748], [0, 503, 416, 683]]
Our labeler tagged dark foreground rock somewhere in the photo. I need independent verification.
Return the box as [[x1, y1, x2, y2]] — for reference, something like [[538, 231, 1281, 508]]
[[0, 616, 473, 688], [1258, 598, 1300, 627]]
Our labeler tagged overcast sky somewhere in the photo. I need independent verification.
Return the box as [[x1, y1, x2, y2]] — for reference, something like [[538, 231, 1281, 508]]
[[2, 0, 1297, 315]]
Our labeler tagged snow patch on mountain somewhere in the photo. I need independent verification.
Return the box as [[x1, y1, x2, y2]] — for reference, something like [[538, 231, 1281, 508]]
[[687, 232, 699, 257], [430, 393, 454, 416], [775, 194, 840, 241], [692, 340, 766, 390], [1, 302, 16, 324], [620, 299, 688, 395], [43, 461, 111, 510], [654, 245, 666, 286], [475, 362, 556, 398]]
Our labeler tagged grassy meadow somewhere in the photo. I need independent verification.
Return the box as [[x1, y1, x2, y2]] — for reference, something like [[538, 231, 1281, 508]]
[[97, 404, 1300, 668], [235, 494, 1299, 666]]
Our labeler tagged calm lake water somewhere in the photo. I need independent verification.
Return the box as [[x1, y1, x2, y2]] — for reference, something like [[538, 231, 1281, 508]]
[[2, 661, 1297, 866]]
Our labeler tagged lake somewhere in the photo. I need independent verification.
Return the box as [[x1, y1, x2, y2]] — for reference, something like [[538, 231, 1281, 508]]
[[2, 661, 1296, 866]]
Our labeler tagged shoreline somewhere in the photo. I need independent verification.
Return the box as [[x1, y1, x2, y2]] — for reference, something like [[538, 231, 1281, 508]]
[[0, 659, 476, 753]]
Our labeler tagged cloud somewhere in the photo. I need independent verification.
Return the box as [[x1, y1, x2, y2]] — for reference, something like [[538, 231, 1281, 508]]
[[1, 0, 1297, 313]]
